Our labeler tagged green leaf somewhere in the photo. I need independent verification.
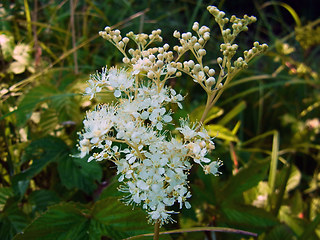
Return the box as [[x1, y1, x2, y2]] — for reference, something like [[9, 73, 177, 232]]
[[99, 177, 123, 199], [290, 191, 304, 215], [13, 202, 90, 240], [299, 214, 320, 240], [91, 197, 154, 239], [220, 204, 278, 233], [217, 101, 246, 126], [0, 198, 29, 240], [243, 181, 269, 206], [57, 156, 102, 194], [279, 206, 306, 236], [12, 136, 69, 197], [28, 190, 60, 213], [19, 136, 69, 178], [189, 105, 223, 124], [191, 168, 220, 206], [0, 187, 14, 211], [39, 108, 59, 135], [206, 124, 239, 142], [49, 91, 80, 122], [15, 85, 58, 126], [10, 178, 29, 200], [14, 197, 154, 240], [5, 84, 78, 126], [219, 160, 269, 202], [265, 224, 296, 240], [286, 165, 301, 192]]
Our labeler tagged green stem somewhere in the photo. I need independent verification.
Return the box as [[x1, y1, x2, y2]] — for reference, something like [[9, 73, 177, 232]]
[[153, 220, 160, 240], [199, 92, 214, 124]]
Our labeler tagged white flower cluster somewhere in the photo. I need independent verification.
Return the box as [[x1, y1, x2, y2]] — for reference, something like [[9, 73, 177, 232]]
[[77, 4, 268, 226], [78, 66, 222, 224]]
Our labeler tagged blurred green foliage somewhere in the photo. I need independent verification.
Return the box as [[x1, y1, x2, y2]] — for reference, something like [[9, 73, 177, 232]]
[[0, 0, 320, 239]]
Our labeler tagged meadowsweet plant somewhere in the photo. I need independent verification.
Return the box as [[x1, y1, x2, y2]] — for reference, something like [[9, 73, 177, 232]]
[[77, 5, 267, 237]]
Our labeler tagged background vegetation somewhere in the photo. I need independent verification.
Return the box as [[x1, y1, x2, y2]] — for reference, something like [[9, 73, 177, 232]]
[[0, 0, 319, 239]]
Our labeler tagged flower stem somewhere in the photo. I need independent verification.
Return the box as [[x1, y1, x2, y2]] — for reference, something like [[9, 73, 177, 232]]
[[153, 220, 160, 240]]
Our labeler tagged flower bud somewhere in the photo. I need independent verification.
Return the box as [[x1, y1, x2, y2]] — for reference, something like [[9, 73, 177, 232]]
[[173, 30, 180, 38], [156, 60, 164, 67], [205, 77, 216, 87], [118, 41, 124, 48], [194, 42, 201, 50], [203, 32, 210, 40], [149, 55, 155, 62], [147, 71, 155, 78], [208, 69, 215, 76], [188, 60, 195, 68], [194, 64, 201, 72], [192, 22, 199, 31], [122, 57, 130, 64]]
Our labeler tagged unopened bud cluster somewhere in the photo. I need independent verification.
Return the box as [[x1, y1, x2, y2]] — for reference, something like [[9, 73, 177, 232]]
[[295, 24, 320, 50], [207, 6, 257, 42], [79, 5, 267, 225]]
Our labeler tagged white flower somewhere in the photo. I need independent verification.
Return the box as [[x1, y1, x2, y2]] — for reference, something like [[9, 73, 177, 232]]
[[204, 160, 223, 175], [85, 79, 102, 99], [177, 120, 198, 140], [78, 65, 221, 225], [132, 58, 152, 75], [149, 107, 172, 130]]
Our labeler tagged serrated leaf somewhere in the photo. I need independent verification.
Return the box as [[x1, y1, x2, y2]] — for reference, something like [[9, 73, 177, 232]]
[[19, 136, 69, 179], [191, 168, 220, 206], [28, 190, 60, 213], [15, 85, 58, 126], [220, 204, 278, 233], [13, 202, 90, 240], [219, 161, 269, 202], [10, 178, 29, 200], [91, 197, 154, 240], [0, 198, 29, 240], [39, 108, 59, 135], [14, 198, 154, 240], [50, 92, 80, 122], [99, 178, 122, 199], [57, 156, 102, 194], [0, 187, 14, 211], [12, 137, 69, 197], [206, 124, 239, 142], [265, 224, 296, 240]]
